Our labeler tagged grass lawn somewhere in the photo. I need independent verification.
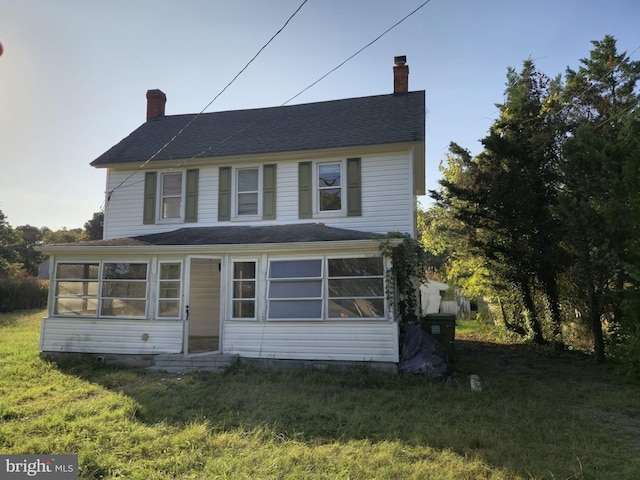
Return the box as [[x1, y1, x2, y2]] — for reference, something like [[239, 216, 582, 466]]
[[1, 310, 640, 479]]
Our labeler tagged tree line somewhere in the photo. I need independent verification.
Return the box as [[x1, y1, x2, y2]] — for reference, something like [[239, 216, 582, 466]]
[[0, 209, 103, 278], [423, 35, 640, 369]]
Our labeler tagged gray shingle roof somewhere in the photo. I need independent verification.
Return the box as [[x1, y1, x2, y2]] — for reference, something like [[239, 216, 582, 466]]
[[91, 91, 425, 166], [57, 223, 384, 247]]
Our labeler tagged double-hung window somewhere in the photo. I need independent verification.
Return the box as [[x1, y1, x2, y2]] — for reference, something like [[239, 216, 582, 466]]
[[318, 163, 342, 212], [53, 262, 149, 318], [266, 257, 385, 320], [232, 261, 257, 319], [236, 168, 260, 217], [161, 172, 183, 219]]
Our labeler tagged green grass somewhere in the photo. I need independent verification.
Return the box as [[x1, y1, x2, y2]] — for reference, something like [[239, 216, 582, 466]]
[[2, 310, 640, 479]]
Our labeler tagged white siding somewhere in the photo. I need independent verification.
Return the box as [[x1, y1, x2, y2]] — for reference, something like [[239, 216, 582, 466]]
[[223, 321, 399, 363], [103, 150, 415, 239], [40, 318, 183, 354]]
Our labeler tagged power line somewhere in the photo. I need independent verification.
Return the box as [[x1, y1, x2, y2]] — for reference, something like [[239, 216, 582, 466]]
[[106, 0, 309, 202], [107, 0, 434, 197]]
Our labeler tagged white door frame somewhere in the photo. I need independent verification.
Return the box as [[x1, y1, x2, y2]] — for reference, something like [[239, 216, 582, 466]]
[[184, 255, 224, 355]]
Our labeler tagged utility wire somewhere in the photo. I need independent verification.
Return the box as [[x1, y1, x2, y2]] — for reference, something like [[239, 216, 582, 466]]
[[105, 0, 309, 204], [115, 0, 434, 187]]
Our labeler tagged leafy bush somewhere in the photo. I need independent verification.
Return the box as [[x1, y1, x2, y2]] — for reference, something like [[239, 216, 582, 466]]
[[0, 277, 49, 312]]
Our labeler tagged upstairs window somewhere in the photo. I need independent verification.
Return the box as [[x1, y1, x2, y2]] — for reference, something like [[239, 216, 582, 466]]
[[161, 172, 182, 219], [236, 168, 259, 216], [143, 169, 199, 225], [318, 163, 342, 212]]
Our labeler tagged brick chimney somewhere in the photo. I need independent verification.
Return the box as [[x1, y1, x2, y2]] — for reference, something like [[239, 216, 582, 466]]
[[393, 56, 409, 94], [146, 89, 166, 121]]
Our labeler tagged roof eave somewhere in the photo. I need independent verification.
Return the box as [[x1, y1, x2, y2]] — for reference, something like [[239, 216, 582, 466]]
[[37, 238, 399, 256]]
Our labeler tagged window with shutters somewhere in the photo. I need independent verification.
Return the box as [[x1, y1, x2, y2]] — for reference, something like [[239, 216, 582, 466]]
[[144, 169, 198, 224], [298, 158, 361, 219], [236, 167, 260, 217], [318, 163, 342, 212], [160, 172, 182, 219], [218, 165, 276, 221]]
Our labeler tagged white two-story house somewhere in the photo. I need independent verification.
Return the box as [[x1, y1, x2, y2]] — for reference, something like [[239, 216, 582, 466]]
[[39, 56, 425, 370]]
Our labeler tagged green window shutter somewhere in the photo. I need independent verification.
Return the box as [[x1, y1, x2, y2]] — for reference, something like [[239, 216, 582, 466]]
[[298, 161, 312, 219], [185, 168, 199, 223], [143, 171, 157, 225], [218, 166, 231, 221], [347, 157, 362, 217], [263, 164, 277, 220]]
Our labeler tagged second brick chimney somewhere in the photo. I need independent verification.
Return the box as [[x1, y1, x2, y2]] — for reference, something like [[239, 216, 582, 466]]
[[393, 56, 409, 94], [146, 89, 166, 121]]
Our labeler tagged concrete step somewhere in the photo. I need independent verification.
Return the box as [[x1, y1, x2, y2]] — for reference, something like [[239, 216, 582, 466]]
[[149, 353, 237, 373]]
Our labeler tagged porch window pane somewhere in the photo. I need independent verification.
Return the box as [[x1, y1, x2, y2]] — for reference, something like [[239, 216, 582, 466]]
[[233, 300, 255, 318], [328, 278, 384, 297], [328, 298, 385, 318], [269, 300, 322, 319], [102, 281, 147, 298], [56, 281, 99, 296], [158, 300, 180, 317], [101, 299, 146, 317], [234, 281, 255, 298], [56, 263, 99, 279], [54, 298, 98, 316], [160, 281, 180, 298], [160, 264, 181, 279], [103, 263, 147, 280], [268, 280, 321, 298], [269, 259, 321, 278], [328, 257, 383, 277]]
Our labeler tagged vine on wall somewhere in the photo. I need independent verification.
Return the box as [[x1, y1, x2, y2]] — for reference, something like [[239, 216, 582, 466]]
[[379, 232, 429, 324]]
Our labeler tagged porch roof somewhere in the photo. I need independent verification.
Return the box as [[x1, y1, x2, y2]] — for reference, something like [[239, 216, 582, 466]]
[[46, 223, 385, 248]]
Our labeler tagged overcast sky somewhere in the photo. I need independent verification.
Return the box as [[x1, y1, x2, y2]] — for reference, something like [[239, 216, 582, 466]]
[[1, 0, 638, 230]]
